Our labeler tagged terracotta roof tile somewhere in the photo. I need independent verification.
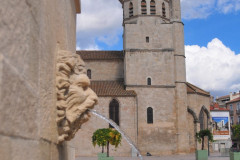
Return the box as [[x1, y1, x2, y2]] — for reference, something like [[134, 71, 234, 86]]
[[90, 81, 136, 97], [217, 95, 230, 100], [217, 93, 240, 100], [226, 97, 240, 104], [210, 103, 229, 111], [77, 51, 124, 60], [186, 82, 210, 97]]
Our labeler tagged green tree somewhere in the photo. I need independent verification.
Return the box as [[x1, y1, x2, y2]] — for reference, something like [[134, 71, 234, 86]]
[[232, 124, 240, 140], [196, 129, 213, 150], [92, 128, 122, 157]]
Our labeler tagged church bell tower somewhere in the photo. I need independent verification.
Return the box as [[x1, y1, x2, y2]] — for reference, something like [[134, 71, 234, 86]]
[[120, 0, 190, 155]]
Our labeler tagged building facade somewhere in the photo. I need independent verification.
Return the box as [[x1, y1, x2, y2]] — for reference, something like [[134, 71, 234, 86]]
[[73, 0, 212, 157], [210, 103, 231, 152], [217, 92, 240, 125]]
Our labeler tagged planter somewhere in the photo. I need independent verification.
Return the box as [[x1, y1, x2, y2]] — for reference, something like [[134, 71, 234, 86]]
[[99, 157, 114, 160], [98, 153, 107, 158], [196, 150, 208, 160], [230, 152, 240, 160], [98, 153, 114, 160]]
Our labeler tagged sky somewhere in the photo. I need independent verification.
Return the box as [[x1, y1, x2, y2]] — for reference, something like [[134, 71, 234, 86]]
[[76, 0, 240, 99]]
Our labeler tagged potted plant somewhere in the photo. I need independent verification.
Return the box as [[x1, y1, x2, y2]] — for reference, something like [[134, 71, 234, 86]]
[[195, 129, 213, 160], [92, 128, 122, 160], [230, 125, 240, 160]]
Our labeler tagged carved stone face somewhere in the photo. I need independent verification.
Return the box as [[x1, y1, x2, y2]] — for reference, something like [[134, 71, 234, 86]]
[[56, 51, 98, 143], [74, 56, 86, 75]]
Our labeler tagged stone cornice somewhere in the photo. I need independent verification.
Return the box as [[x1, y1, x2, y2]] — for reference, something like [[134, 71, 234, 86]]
[[126, 85, 176, 88], [122, 0, 169, 4], [124, 15, 170, 23], [125, 48, 174, 52], [175, 81, 186, 84], [174, 54, 186, 58], [170, 20, 184, 25]]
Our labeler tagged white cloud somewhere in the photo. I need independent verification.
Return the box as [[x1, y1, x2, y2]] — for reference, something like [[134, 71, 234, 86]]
[[76, 0, 122, 50], [181, 0, 215, 19], [76, 45, 100, 51], [76, 0, 240, 50], [217, 0, 240, 13], [186, 38, 240, 96], [181, 0, 240, 19]]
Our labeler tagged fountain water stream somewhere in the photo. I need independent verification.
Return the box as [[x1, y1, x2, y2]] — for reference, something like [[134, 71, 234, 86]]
[[88, 109, 143, 160]]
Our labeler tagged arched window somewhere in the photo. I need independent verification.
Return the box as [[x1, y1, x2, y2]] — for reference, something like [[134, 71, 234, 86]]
[[87, 69, 91, 79], [147, 77, 151, 85], [141, 0, 147, 15], [109, 99, 119, 128], [199, 110, 205, 130], [162, 2, 166, 17], [129, 2, 133, 17], [150, 0, 156, 15], [147, 107, 153, 124]]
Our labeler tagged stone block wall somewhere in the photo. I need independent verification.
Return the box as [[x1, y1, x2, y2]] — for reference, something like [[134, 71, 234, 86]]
[[0, 0, 79, 159], [85, 60, 124, 81], [123, 0, 170, 19], [126, 87, 178, 155], [187, 94, 211, 150], [74, 97, 137, 157], [125, 51, 175, 86], [124, 17, 173, 50]]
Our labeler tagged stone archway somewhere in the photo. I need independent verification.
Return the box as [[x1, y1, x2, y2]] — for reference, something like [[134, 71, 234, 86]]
[[200, 106, 210, 119], [187, 107, 199, 152], [199, 106, 211, 152], [109, 98, 120, 127], [199, 106, 210, 130], [188, 107, 199, 123]]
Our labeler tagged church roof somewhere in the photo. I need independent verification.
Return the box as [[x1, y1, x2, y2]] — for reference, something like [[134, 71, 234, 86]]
[[90, 81, 136, 97], [77, 51, 124, 60], [186, 82, 210, 97]]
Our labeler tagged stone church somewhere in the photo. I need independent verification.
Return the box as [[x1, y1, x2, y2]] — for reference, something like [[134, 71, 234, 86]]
[[73, 0, 212, 157]]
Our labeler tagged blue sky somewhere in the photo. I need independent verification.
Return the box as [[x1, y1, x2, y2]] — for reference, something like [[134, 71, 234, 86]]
[[76, 0, 240, 98], [184, 12, 240, 54]]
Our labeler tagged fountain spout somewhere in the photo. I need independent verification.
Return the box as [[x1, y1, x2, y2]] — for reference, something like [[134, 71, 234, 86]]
[[88, 109, 143, 160]]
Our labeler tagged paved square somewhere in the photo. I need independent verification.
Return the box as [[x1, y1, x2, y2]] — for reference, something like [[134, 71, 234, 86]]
[[76, 152, 229, 160]]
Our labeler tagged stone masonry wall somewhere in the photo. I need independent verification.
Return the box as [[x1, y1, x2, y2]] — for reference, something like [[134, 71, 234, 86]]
[[187, 94, 211, 150], [125, 51, 175, 86], [126, 87, 177, 155], [74, 97, 137, 157], [0, 0, 78, 159], [123, 0, 170, 19], [124, 17, 173, 50], [85, 60, 124, 81]]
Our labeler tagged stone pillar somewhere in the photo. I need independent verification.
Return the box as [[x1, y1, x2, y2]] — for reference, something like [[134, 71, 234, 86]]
[[172, 0, 190, 152], [0, 0, 80, 160]]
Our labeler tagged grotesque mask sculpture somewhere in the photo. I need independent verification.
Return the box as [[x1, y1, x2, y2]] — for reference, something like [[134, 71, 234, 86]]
[[56, 50, 98, 143]]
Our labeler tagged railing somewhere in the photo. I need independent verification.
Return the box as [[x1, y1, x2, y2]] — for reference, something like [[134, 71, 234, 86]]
[[220, 148, 230, 157], [230, 148, 240, 152]]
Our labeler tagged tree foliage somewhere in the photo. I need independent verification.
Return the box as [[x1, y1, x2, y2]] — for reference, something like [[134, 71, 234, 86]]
[[92, 128, 122, 157], [196, 129, 213, 150], [232, 124, 240, 140]]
